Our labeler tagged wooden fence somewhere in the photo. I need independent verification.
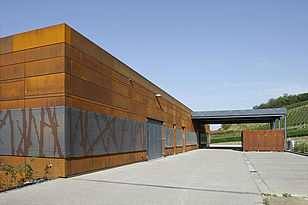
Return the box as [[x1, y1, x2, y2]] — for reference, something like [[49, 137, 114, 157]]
[[242, 130, 284, 151]]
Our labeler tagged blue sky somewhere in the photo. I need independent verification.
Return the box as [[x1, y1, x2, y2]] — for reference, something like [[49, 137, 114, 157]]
[[1, 1, 307, 130]]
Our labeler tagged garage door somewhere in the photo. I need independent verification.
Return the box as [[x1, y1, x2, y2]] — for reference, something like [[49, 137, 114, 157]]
[[146, 118, 163, 160]]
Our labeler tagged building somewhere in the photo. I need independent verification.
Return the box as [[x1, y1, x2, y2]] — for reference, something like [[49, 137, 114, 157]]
[[0, 24, 209, 178]]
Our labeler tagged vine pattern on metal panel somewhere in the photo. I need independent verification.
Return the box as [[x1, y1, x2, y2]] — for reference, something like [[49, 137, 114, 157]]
[[67, 108, 146, 157], [1, 107, 147, 158], [0, 108, 64, 158]]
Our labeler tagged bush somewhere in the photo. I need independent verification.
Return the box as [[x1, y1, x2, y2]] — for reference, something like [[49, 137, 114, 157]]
[[0, 156, 36, 191], [211, 132, 242, 143], [293, 142, 308, 153], [221, 124, 232, 130], [253, 93, 308, 109]]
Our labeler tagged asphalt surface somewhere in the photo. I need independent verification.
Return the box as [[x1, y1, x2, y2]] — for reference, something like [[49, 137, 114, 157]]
[[1, 149, 307, 204]]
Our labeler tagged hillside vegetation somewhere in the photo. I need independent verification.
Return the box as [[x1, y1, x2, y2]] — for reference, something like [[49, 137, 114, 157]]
[[212, 93, 308, 143], [253, 93, 308, 109]]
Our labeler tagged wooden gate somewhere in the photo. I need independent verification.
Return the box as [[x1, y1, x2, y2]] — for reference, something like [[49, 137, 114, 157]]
[[242, 130, 284, 151]]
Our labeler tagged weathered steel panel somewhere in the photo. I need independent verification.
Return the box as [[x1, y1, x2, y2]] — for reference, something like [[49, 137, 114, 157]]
[[0, 81, 24, 101], [0, 50, 25, 67], [25, 57, 66, 77], [0, 63, 24, 81], [25, 43, 65, 62], [25, 73, 65, 96], [0, 35, 13, 54], [242, 130, 284, 151], [13, 24, 66, 52]]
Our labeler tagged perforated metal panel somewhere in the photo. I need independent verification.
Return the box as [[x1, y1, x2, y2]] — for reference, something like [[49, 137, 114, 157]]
[[185, 131, 197, 146], [176, 129, 183, 147], [146, 119, 163, 160], [164, 127, 174, 148], [0, 107, 66, 158], [66, 107, 147, 157]]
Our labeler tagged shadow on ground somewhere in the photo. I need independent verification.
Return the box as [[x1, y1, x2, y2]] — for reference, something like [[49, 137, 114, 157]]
[[201, 145, 243, 151]]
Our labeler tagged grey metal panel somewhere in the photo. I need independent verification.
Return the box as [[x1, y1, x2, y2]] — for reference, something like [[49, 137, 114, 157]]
[[107, 115, 120, 154], [90, 112, 107, 156], [185, 131, 197, 146], [164, 127, 174, 148], [185, 131, 190, 145], [176, 129, 183, 147], [0, 109, 15, 155], [70, 108, 83, 157], [0, 106, 147, 158], [121, 119, 130, 153], [147, 119, 162, 160], [0, 107, 66, 158], [28, 107, 66, 158], [67, 108, 147, 158], [132, 121, 146, 152], [0, 110, 12, 154]]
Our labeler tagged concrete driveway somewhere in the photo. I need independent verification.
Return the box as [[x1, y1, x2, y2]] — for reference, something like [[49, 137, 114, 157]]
[[1, 149, 307, 205], [0, 149, 261, 205], [244, 151, 308, 196]]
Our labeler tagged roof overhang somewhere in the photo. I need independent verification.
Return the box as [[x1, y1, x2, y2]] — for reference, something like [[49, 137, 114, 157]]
[[191, 108, 287, 124]]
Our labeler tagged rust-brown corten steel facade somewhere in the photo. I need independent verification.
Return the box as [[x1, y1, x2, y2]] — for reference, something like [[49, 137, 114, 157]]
[[0, 24, 207, 178], [242, 130, 285, 151]]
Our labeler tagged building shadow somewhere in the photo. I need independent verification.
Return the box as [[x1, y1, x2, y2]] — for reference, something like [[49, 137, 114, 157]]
[[199, 144, 243, 151]]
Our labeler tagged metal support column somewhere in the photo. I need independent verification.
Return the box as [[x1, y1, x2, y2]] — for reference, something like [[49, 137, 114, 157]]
[[173, 125, 176, 155], [278, 119, 281, 130], [270, 121, 274, 130], [208, 133, 211, 146], [284, 114, 287, 151], [273, 120, 276, 130], [197, 131, 200, 148]]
